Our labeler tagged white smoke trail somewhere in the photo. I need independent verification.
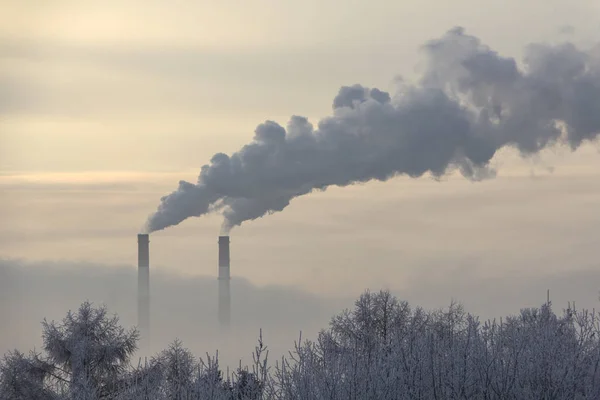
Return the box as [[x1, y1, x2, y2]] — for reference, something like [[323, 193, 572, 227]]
[[144, 27, 600, 234]]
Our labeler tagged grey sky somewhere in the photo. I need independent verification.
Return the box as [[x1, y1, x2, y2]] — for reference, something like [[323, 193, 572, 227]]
[[1, 0, 600, 364]]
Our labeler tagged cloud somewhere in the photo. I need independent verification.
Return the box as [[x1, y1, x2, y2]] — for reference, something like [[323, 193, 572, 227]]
[[2, 257, 599, 371], [0, 258, 349, 369], [558, 25, 576, 35]]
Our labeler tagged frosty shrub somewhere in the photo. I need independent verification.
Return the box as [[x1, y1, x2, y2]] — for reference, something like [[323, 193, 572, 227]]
[[2, 291, 600, 399]]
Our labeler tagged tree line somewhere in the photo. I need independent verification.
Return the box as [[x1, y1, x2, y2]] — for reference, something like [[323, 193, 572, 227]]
[[2, 290, 600, 399]]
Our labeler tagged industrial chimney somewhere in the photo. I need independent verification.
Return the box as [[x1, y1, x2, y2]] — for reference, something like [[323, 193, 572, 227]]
[[137, 234, 150, 336], [218, 236, 231, 329]]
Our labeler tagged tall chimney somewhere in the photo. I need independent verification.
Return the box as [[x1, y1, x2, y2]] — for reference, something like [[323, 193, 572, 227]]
[[137, 234, 150, 336], [218, 236, 231, 329]]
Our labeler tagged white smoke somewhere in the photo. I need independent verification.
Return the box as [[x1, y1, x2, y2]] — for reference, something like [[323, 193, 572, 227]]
[[144, 27, 600, 234]]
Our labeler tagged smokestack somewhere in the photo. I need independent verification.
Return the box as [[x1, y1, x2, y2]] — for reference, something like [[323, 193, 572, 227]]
[[137, 234, 150, 336], [218, 235, 230, 278], [218, 236, 230, 329]]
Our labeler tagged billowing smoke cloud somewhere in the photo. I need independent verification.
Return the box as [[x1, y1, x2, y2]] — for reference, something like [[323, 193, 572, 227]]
[[144, 27, 600, 234]]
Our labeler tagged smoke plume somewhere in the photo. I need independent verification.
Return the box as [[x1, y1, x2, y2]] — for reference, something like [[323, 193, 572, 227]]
[[144, 27, 600, 234]]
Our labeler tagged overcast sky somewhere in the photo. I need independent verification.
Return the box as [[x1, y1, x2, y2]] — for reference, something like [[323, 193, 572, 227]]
[[2, 0, 600, 366]]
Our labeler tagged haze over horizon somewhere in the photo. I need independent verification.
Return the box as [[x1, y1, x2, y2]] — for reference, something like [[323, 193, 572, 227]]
[[2, 0, 600, 369]]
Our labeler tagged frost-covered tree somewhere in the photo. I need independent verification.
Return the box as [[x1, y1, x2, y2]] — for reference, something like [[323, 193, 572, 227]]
[[227, 334, 268, 400], [229, 369, 263, 399], [157, 339, 197, 398], [269, 290, 600, 400], [41, 301, 139, 399], [0, 350, 57, 400], [3, 291, 600, 399], [117, 342, 264, 399], [0, 301, 138, 399]]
